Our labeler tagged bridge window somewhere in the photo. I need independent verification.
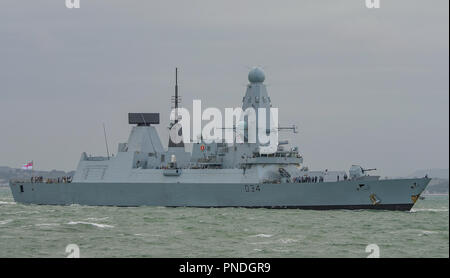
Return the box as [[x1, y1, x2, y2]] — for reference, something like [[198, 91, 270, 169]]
[[20, 185, 24, 193]]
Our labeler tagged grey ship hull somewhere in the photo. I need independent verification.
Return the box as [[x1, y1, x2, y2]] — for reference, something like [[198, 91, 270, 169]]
[[9, 177, 430, 211]]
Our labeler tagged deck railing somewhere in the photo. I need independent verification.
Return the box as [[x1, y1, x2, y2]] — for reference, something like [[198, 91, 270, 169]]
[[10, 176, 73, 184]]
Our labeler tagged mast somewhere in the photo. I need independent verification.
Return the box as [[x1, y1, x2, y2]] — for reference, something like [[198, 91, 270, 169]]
[[175, 68, 179, 111], [168, 67, 184, 148]]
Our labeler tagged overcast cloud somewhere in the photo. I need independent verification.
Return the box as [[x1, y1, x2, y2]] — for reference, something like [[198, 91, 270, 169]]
[[0, 0, 448, 177]]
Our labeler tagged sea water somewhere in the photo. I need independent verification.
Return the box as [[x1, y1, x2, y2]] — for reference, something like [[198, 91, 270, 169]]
[[0, 187, 447, 258]]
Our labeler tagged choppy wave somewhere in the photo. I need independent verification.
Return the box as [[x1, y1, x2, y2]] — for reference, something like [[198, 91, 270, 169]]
[[279, 238, 297, 244], [249, 234, 273, 238], [248, 241, 276, 245], [411, 208, 449, 212], [67, 221, 114, 228], [35, 223, 60, 227], [0, 187, 447, 258], [85, 217, 109, 221], [418, 230, 439, 236]]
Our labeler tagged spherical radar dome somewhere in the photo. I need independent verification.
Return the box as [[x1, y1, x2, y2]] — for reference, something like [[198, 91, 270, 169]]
[[248, 67, 265, 83]]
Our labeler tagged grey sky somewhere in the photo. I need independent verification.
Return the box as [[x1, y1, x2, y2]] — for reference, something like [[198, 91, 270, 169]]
[[0, 0, 448, 177]]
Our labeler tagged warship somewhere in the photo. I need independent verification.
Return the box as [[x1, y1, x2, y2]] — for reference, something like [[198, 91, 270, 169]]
[[9, 67, 430, 210]]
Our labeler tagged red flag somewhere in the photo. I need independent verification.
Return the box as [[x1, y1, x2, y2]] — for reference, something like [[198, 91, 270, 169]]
[[21, 161, 33, 170]]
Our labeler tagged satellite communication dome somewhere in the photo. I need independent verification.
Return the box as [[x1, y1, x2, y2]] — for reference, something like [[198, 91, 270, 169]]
[[248, 67, 265, 83]]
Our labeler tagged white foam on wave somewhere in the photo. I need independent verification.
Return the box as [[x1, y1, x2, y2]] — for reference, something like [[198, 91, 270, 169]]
[[85, 217, 109, 221], [279, 238, 297, 244], [418, 230, 439, 236], [271, 248, 290, 252], [411, 208, 448, 212], [0, 201, 16, 205], [35, 223, 60, 227], [133, 233, 160, 237], [0, 219, 13, 225], [249, 234, 273, 238], [67, 221, 114, 228], [248, 241, 275, 245]]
